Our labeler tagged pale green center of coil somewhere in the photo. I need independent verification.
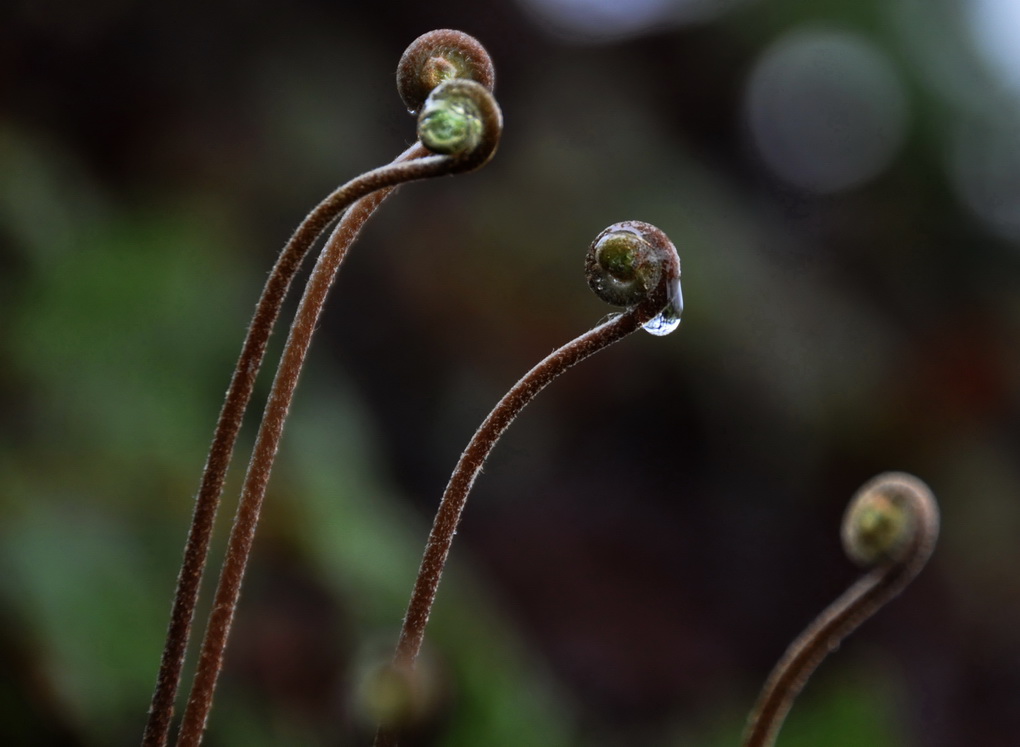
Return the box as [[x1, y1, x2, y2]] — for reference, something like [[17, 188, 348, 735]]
[[597, 234, 640, 283], [845, 492, 911, 565], [419, 99, 482, 155]]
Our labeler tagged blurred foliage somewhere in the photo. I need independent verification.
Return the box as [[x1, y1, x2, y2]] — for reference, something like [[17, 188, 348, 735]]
[[0, 120, 573, 744], [3, 0, 1020, 745]]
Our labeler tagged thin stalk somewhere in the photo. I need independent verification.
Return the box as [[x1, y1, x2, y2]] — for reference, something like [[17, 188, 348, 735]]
[[744, 571, 907, 747], [743, 472, 939, 747], [173, 157, 452, 745], [372, 220, 682, 747], [143, 141, 427, 747], [398, 310, 642, 666], [147, 28, 501, 745], [372, 311, 642, 747], [170, 75, 502, 746]]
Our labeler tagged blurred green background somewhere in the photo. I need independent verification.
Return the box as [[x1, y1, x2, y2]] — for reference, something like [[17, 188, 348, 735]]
[[2, 0, 1019, 744]]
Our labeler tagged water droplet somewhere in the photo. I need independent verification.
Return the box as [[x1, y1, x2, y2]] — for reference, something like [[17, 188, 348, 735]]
[[642, 278, 683, 336], [642, 308, 681, 336]]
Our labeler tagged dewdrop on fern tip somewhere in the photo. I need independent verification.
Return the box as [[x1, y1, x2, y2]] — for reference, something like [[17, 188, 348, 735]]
[[641, 277, 683, 336], [585, 220, 684, 336]]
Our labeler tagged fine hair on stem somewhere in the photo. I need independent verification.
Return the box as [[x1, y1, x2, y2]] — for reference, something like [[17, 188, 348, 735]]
[[373, 220, 683, 746], [144, 29, 500, 747]]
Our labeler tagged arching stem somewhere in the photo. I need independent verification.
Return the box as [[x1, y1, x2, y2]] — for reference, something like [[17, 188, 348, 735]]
[[743, 473, 938, 747], [373, 309, 644, 747], [172, 148, 492, 744], [143, 141, 427, 747], [745, 567, 911, 747]]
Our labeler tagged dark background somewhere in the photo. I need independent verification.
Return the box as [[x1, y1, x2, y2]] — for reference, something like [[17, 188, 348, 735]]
[[2, 0, 1019, 745]]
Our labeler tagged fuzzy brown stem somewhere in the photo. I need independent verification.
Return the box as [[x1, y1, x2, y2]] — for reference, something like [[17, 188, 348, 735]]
[[142, 141, 427, 747], [743, 474, 938, 747], [169, 78, 501, 744], [373, 309, 644, 747], [172, 148, 485, 744]]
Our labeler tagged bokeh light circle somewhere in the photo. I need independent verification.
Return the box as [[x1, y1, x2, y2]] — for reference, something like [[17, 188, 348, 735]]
[[745, 29, 909, 193]]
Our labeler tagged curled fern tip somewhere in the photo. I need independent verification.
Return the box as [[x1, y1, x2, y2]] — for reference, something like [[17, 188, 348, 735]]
[[397, 29, 496, 115], [585, 220, 683, 335], [842, 472, 939, 568], [417, 78, 502, 167]]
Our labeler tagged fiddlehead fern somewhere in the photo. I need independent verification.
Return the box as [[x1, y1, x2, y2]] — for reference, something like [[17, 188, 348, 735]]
[[586, 220, 683, 334], [417, 79, 502, 168], [373, 221, 682, 746], [742, 472, 939, 747], [169, 36, 502, 747], [396, 28, 496, 116]]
